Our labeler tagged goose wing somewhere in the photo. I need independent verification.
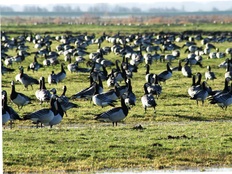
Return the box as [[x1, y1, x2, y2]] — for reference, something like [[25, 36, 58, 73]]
[[95, 107, 124, 122]]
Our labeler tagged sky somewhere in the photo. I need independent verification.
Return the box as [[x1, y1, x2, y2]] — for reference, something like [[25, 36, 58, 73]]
[[1, 0, 231, 12], [0, 0, 225, 5]]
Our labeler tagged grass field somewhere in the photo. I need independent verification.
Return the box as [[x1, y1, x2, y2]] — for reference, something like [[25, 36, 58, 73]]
[[2, 23, 232, 173]]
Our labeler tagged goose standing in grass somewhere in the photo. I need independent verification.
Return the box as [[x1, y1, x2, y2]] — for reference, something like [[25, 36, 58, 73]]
[[114, 60, 124, 83], [107, 69, 117, 87], [190, 81, 209, 105], [12, 52, 25, 64], [70, 76, 102, 100], [145, 64, 154, 83], [147, 74, 162, 99], [50, 87, 78, 117], [98, 87, 120, 102], [208, 83, 232, 110], [2, 93, 10, 126], [15, 66, 39, 90], [141, 83, 157, 113], [10, 81, 32, 109], [157, 62, 172, 83], [188, 72, 203, 95], [27, 53, 43, 72], [181, 60, 192, 78], [225, 47, 232, 56], [2, 90, 22, 128], [1, 64, 15, 75], [171, 60, 182, 72], [35, 77, 51, 104], [225, 63, 232, 80], [205, 65, 216, 81], [23, 96, 56, 128], [207, 77, 230, 101], [56, 63, 66, 82], [92, 87, 117, 108], [124, 79, 136, 106], [114, 79, 129, 98], [67, 58, 78, 73], [188, 74, 198, 98], [94, 96, 129, 126], [44, 96, 64, 128], [48, 71, 58, 85]]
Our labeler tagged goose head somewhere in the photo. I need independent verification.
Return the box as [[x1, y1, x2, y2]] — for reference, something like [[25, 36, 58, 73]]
[[50, 88, 57, 95]]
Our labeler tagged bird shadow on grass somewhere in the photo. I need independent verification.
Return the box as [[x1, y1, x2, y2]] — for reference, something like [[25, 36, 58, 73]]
[[171, 113, 211, 121]]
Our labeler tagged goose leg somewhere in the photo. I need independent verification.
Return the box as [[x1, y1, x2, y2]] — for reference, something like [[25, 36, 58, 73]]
[[144, 106, 147, 113], [10, 120, 13, 129], [36, 121, 39, 128]]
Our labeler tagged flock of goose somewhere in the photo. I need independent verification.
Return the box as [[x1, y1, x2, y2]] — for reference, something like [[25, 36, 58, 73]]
[[1, 30, 232, 128]]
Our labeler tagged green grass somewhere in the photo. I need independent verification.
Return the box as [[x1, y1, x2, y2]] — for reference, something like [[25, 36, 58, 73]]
[[2, 24, 232, 173], [3, 122, 232, 173]]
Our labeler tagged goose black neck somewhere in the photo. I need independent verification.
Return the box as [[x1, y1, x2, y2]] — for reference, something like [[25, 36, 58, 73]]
[[62, 86, 67, 96]]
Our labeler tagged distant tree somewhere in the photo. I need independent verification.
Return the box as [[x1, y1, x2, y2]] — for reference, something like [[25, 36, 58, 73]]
[[131, 7, 141, 13], [23, 6, 48, 12], [52, 5, 72, 12], [0, 6, 14, 12], [87, 3, 109, 13], [114, 5, 130, 13], [212, 7, 219, 12], [73, 6, 82, 12]]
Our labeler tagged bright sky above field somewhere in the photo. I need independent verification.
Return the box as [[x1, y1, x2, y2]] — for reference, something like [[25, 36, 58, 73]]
[[0, 0, 224, 5]]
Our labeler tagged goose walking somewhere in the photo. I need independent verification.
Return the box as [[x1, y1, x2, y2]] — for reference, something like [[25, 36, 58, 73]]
[[94, 96, 129, 126]]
